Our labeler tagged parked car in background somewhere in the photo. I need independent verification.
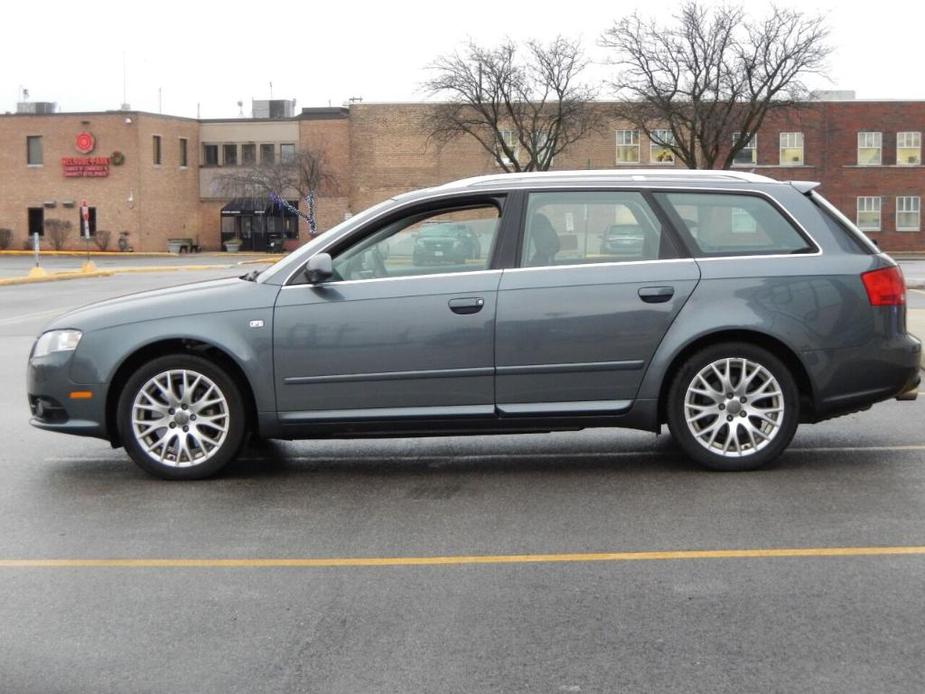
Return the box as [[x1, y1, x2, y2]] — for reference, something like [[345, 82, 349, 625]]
[[28, 170, 920, 479], [412, 222, 480, 266]]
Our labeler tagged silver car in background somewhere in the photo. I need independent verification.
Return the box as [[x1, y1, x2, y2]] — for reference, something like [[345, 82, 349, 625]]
[[28, 170, 921, 479]]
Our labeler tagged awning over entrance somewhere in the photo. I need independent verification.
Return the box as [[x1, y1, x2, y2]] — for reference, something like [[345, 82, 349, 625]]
[[220, 197, 270, 216]]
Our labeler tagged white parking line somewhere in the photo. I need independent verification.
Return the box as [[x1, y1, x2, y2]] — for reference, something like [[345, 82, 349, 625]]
[[45, 444, 925, 464]]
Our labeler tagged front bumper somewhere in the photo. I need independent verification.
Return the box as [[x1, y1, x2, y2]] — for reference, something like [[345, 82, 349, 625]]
[[27, 351, 107, 439]]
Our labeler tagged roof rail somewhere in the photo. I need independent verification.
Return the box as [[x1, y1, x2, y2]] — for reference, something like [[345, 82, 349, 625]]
[[442, 169, 778, 190]]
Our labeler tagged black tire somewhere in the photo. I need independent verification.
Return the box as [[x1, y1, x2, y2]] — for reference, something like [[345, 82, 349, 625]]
[[116, 354, 247, 480], [666, 342, 800, 471]]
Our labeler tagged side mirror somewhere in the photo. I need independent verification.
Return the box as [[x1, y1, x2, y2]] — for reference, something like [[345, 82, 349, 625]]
[[304, 253, 333, 284]]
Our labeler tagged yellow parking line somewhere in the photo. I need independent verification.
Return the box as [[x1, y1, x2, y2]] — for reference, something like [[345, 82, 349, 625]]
[[2, 546, 925, 569]]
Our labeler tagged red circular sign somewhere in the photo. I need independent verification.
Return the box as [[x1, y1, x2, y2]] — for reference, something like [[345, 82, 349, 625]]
[[74, 131, 95, 154]]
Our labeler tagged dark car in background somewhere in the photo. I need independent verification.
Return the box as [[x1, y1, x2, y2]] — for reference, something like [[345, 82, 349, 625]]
[[412, 222, 481, 266], [28, 170, 920, 479]]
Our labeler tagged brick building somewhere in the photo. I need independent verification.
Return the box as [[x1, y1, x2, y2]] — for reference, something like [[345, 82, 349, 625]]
[[1, 98, 924, 252]]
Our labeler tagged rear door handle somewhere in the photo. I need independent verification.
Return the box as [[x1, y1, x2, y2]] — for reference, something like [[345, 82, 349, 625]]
[[449, 297, 485, 315], [638, 286, 675, 303]]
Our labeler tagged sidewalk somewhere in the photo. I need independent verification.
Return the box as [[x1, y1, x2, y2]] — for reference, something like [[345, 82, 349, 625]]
[[909, 308, 925, 368]]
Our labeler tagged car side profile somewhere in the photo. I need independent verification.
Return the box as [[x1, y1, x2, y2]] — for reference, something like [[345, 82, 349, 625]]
[[28, 170, 921, 479]]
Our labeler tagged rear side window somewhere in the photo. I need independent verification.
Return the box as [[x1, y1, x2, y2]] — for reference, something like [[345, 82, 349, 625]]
[[520, 191, 678, 267], [656, 192, 814, 257]]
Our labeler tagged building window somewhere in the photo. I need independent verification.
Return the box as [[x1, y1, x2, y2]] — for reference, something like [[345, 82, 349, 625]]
[[779, 132, 804, 166], [496, 130, 517, 166], [28, 207, 44, 236], [280, 143, 296, 163], [732, 132, 757, 166], [242, 144, 256, 165], [260, 144, 275, 164], [223, 144, 237, 166], [857, 132, 882, 166], [152, 135, 162, 165], [896, 196, 921, 231], [26, 136, 43, 166], [203, 144, 219, 167], [179, 138, 188, 168], [650, 129, 675, 164], [857, 196, 882, 232], [615, 130, 640, 164], [897, 132, 921, 166]]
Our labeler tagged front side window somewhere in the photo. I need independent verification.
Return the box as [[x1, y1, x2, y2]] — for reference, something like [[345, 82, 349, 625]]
[[732, 132, 757, 166], [779, 132, 804, 166], [26, 136, 43, 165], [857, 196, 882, 232], [650, 129, 675, 164], [897, 132, 921, 165], [857, 132, 882, 166], [615, 130, 640, 164], [223, 144, 237, 166], [656, 192, 813, 256], [152, 135, 162, 165], [896, 196, 920, 231], [332, 202, 501, 281], [520, 191, 675, 267]]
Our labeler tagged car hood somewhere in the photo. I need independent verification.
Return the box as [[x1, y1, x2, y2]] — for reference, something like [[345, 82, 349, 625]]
[[43, 277, 281, 333]]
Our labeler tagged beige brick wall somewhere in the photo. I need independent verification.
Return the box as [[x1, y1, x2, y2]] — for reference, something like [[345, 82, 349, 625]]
[[0, 111, 199, 252]]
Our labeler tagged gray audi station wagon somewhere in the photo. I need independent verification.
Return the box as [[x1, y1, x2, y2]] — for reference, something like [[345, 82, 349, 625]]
[[28, 170, 921, 479]]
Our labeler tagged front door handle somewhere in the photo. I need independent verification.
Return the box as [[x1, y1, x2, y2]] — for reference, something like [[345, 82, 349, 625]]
[[449, 297, 485, 315], [638, 286, 675, 303]]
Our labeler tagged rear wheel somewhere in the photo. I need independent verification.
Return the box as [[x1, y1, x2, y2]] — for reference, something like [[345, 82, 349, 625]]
[[117, 354, 247, 480], [666, 343, 799, 471]]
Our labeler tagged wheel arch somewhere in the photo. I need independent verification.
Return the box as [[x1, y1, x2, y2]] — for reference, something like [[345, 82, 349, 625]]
[[656, 329, 816, 424], [105, 338, 259, 447]]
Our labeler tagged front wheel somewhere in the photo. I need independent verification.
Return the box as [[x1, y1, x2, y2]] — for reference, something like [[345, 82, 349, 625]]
[[666, 343, 800, 471], [116, 354, 247, 480]]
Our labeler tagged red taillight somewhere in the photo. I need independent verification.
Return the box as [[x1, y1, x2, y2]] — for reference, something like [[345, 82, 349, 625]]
[[861, 266, 906, 306]]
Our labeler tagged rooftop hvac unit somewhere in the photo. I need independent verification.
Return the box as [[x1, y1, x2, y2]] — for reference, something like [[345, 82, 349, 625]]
[[16, 101, 58, 114], [251, 99, 296, 119]]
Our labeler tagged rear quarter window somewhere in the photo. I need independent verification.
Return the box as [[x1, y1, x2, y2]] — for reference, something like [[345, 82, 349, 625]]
[[656, 192, 815, 257]]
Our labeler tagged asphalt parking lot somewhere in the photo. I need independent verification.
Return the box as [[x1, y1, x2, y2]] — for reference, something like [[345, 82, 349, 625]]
[[1, 267, 924, 693]]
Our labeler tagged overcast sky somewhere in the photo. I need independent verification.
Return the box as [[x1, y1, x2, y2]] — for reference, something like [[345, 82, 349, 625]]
[[3, 0, 922, 118]]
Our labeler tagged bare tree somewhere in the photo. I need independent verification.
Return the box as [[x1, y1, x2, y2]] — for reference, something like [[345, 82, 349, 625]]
[[601, 2, 831, 169], [424, 37, 602, 172], [216, 143, 339, 234], [43, 219, 72, 251]]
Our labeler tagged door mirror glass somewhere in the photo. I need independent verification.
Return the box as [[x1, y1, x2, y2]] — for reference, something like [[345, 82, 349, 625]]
[[304, 253, 334, 284]]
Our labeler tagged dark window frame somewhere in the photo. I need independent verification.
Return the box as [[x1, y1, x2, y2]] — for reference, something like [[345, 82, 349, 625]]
[[241, 143, 257, 166], [222, 144, 237, 166], [152, 135, 162, 165], [203, 144, 219, 167], [28, 207, 44, 236], [179, 138, 188, 167]]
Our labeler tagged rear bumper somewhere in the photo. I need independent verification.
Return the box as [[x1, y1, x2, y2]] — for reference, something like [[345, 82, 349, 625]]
[[803, 332, 921, 419]]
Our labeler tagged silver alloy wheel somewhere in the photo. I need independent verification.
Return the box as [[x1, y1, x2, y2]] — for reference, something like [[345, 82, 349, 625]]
[[131, 369, 230, 468], [683, 357, 785, 458]]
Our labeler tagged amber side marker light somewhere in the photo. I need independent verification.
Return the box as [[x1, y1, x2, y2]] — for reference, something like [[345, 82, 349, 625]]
[[69, 391, 93, 400]]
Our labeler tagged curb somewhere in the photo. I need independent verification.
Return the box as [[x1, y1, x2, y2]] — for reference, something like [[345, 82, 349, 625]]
[[0, 264, 236, 286]]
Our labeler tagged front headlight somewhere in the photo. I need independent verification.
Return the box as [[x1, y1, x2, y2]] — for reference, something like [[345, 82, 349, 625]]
[[32, 330, 82, 359]]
